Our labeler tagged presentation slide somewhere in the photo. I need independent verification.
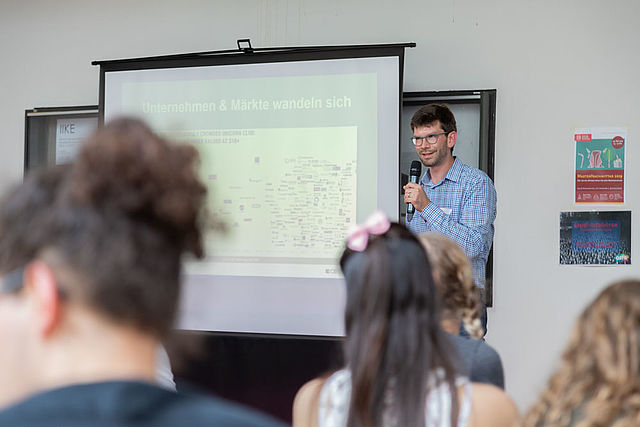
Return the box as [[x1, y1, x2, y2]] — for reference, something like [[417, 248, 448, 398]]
[[103, 55, 399, 335]]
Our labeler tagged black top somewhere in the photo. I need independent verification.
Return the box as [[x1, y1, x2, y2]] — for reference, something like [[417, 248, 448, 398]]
[[447, 333, 505, 389], [0, 380, 286, 427]]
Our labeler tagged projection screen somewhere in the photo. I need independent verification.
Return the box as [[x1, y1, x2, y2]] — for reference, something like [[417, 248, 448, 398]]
[[99, 47, 403, 336]]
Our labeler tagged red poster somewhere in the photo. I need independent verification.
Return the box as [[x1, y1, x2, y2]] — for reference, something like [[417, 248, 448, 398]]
[[574, 128, 626, 204]]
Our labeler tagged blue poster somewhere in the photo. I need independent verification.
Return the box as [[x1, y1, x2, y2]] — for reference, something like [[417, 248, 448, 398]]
[[560, 211, 631, 265]]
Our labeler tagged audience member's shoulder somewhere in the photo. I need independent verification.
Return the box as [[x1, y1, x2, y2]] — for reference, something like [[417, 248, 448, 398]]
[[474, 339, 502, 363], [467, 383, 518, 427], [293, 378, 325, 427], [114, 381, 287, 426], [448, 334, 504, 389], [171, 389, 287, 427], [448, 332, 489, 359], [0, 381, 286, 427]]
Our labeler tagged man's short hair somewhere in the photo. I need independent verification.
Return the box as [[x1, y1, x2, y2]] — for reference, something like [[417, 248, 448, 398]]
[[410, 103, 457, 133]]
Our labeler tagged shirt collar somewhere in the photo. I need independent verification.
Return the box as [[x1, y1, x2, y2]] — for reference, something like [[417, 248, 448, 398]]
[[423, 157, 462, 186]]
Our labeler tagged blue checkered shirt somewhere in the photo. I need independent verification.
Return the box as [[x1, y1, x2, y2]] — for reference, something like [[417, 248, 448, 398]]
[[406, 158, 497, 289]]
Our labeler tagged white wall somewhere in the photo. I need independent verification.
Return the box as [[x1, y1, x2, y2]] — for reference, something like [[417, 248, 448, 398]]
[[2, 0, 639, 411]]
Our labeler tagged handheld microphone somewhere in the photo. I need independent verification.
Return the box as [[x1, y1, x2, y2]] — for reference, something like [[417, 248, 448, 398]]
[[406, 160, 422, 222]]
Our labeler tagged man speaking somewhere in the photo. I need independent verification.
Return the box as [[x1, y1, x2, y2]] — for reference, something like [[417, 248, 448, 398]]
[[403, 104, 497, 334]]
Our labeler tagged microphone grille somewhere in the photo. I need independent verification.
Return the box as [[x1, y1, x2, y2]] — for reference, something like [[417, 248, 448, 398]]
[[410, 160, 422, 175]]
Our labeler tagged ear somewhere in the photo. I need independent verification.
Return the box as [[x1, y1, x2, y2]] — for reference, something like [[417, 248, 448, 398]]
[[446, 131, 457, 150], [23, 261, 61, 338]]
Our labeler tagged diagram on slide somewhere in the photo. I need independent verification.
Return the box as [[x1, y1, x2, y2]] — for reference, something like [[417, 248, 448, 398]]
[[172, 126, 358, 275]]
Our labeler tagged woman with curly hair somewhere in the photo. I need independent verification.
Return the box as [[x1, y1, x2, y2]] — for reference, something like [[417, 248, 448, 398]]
[[523, 279, 640, 427], [418, 233, 504, 389], [0, 118, 283, 426], [293, 213, 517, 427]]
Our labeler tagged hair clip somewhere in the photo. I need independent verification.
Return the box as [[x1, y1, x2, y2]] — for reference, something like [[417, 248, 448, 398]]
[[346, 210, 391, 251]]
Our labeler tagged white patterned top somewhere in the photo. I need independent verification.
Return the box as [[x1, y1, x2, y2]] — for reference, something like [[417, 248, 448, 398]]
[[318, 369, 472, 427]]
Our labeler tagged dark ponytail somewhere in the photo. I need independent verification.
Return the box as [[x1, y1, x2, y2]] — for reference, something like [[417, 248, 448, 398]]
[[341, 223, 460, 427]]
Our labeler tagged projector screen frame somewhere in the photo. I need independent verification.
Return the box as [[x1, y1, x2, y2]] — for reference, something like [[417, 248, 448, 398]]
[[95, 43, 411, 336]]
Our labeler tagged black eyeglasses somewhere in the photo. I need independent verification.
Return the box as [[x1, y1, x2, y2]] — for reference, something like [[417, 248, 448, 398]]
[[0, 267, 24, 295], [411, 132, 449, 146]]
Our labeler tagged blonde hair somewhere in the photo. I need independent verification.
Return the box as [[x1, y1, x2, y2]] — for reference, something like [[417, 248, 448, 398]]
[[418, 232, 483, 339], [523, 280, 640, 427]]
